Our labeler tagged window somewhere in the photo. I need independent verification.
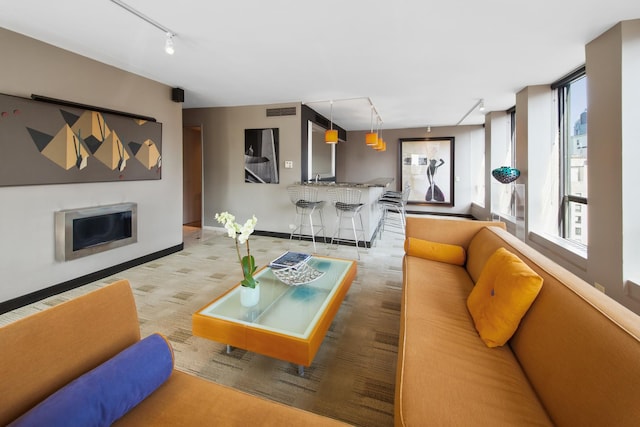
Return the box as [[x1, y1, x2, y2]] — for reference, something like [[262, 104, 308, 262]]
[[493, 107, 518, 218], [508, 107, 516, 168], [554, 68, 588, 245], [507, 107, 517, 217]]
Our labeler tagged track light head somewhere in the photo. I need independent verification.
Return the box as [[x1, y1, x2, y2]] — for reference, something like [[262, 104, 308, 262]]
[[479, 99, 485, 112], [165, 32, 175, 55]]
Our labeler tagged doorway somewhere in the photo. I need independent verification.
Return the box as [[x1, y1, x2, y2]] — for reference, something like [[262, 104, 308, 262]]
[[183, 125, 203, 228]]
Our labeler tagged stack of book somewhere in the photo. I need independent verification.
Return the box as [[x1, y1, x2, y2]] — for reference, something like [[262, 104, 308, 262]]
[[269, 251, 311, 270]]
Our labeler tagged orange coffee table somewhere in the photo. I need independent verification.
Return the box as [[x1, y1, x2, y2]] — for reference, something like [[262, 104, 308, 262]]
[[193, 256, 356, 375]]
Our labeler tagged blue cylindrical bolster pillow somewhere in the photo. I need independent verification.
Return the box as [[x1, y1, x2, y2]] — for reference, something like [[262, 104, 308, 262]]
[[10, 333, 174, 427]]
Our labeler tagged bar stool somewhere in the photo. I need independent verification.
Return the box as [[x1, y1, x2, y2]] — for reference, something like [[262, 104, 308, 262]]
[[328, 187, 366, 259], [287, 185, 326, 252], [378, 184, 410, 236]]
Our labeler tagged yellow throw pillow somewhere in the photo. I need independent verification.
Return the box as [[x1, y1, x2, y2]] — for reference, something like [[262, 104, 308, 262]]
[[466, 247, 543, 347], [404, 237, 466, 266]]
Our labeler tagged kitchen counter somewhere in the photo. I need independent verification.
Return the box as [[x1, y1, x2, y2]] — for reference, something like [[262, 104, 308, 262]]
[[292, 179, 394, 246], [300, 177, 394, 188]]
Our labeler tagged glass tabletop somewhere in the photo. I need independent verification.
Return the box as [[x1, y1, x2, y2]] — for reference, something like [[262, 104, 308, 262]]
[[198, 256, 354, 339]]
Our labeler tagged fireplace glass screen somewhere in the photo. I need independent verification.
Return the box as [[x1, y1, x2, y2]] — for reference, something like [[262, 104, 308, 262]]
[[55, 203, 137, 261]]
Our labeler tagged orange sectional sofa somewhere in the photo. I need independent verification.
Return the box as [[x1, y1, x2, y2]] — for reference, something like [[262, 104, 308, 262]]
[[396, 217, 640, 426], [0, 280, 348, 426]]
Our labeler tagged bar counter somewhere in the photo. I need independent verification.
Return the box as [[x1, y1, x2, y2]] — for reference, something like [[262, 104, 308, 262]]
[[297, 178, 394, 246]]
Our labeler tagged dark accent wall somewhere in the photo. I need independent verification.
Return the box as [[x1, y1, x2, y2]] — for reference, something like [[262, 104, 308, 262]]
[[301, 104, 347, 182]]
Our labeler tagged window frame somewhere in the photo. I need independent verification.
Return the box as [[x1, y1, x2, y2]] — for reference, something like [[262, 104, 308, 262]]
[[552, 66, 587, 244]]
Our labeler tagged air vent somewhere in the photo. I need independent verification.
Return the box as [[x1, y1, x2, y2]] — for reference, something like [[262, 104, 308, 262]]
[[266, 107, 297, 117]]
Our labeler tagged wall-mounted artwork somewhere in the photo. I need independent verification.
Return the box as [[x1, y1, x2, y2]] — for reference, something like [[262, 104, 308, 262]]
[[0, 93, 162, 187], [244, 128, 279, 184], [399, 137, 455, 206]]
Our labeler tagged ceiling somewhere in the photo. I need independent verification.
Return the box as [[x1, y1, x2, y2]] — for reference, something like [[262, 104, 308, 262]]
[[1, 1, 639, 130]]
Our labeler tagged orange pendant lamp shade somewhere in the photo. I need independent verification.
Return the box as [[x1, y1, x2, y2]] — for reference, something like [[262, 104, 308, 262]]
[[325, 100, 338, 144], [365, 132, 378, 146], [325, 129, 338, 144]]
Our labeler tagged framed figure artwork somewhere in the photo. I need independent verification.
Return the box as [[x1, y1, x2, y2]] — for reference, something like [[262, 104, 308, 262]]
[[399, 137, 455, 206]]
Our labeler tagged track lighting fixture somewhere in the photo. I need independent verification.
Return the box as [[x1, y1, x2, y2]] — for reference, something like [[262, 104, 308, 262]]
[[111, 0, 177, 55], [456, 98, 487, 125], [165, 33, 175, 55]]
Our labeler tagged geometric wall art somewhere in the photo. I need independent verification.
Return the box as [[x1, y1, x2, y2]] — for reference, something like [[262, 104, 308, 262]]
[[0, 93, 162, 186]]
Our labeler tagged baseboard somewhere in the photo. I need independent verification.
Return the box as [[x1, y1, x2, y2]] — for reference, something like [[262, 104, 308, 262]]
[[0, 243, 184, 315], [405, 210, 475, 219], [254, 230, 376, 248]]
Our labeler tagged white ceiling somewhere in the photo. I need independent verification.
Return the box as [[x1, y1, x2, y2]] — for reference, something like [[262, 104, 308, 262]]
[[1, 1, 639, 130]]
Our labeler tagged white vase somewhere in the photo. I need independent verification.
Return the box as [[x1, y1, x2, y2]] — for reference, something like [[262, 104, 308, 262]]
[[240, 282, 260, 307]]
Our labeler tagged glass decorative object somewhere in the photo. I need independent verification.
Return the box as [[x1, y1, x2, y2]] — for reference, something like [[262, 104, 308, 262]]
[[272, 262, 325, 286], [492, 166, 521, 184]]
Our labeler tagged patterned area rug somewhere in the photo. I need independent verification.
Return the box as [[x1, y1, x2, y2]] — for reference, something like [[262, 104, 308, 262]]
[[1, 226, 407, 426]]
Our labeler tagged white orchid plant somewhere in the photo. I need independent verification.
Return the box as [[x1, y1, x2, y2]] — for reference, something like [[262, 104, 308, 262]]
[[215, 212, 259, 288]]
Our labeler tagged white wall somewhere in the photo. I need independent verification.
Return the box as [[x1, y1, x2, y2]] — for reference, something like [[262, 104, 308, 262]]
[[586, 20, 640, 313], [0, 28, 183, 304], [340, 125, 484, 215], [487, 20, 640, 314]]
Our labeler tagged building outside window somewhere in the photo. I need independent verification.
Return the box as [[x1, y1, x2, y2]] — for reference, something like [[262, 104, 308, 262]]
[[555, 69, 588, 246]]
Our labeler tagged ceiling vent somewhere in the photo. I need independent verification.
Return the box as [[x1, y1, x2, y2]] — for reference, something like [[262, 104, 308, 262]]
[[266, 107, 297, 117]]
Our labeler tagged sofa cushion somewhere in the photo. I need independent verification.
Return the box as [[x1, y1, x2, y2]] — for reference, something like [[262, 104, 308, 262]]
[[467, 247, 543, 347], [10, 333, 174, 427], [404, 237, 466, 265], [114, 370, 349, 426]]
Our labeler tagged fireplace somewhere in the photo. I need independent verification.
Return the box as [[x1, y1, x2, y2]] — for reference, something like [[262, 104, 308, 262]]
[[55, 203, 137, 261]]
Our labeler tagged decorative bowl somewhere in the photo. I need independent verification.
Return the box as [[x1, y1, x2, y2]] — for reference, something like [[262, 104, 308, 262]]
[[271, 262, 325, 286], [492, 166, 521, 184]]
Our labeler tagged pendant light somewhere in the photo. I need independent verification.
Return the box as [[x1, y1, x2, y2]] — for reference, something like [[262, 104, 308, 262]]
[[325, 101, 338, 144], [374, 127, 385, 151], [365, 106, 378, 146]]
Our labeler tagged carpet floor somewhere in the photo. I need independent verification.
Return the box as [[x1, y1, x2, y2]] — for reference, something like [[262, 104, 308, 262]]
[[0, 225, 408, 426]]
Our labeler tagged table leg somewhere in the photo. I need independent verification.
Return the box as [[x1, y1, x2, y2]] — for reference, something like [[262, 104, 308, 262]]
[[298, 365, 305, 376], [226, 345, 233, 354]]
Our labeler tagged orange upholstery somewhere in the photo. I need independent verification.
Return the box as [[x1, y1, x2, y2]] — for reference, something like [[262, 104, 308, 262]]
[[398, 217, 640, 427], [0, 280, 348, 426], [405, 217, 504, 249], [467, 247, 543, 347], [470, 227, 640, 427], [0, 280, 140, 425], [404, 237, 466, 265], [115, 370, 345, 426], [397, 254, 551, 426]]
